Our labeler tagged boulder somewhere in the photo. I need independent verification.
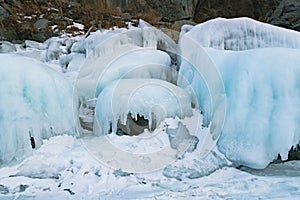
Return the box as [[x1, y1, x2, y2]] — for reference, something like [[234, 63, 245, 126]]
[[34, 19, 50, 30]]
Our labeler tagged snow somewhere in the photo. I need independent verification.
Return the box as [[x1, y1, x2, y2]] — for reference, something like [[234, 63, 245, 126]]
[[183, 17, 300, 50], [0, 135, 299, 199], [0, 41, 16, 53], [0, 54, 79, 165], [24, 40, 46, 50], [94, 79, 193, 135], [67, 22, 84, 30]]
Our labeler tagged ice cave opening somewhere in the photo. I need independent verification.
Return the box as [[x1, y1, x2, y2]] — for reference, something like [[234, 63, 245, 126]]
[[117, 113, 152, 136]]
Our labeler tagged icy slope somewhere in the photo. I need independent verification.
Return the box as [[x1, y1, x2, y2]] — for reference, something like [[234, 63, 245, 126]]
[[0, 54, 79, 165], [182, 17, 300, 50]]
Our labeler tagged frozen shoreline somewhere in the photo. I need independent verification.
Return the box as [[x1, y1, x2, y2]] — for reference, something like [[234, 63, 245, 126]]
[[0, 135, 299, 199]]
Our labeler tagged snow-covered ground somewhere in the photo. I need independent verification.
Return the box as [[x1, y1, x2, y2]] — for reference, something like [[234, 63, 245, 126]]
[[0, 18, 300, 199], [0, 135, 299, 199]]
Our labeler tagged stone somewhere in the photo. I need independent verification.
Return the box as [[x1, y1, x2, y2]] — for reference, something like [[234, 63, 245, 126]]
[[34, 19, 50, 29], [166, 122, 199, 154], [268, 0, 300, 31], [0, 6, 9, 19], [121, 12, 132, 21], [193, 0, 280, 22]]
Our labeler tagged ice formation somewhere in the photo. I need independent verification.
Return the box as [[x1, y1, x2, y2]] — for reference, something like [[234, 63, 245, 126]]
[[179, 17, 300, 168], [76, 23, 177, 99], [206, 48, 300, 169], [94, 49, 175, 97], [183, 17, 300, 50], [44, 37, 75, 62], [0, 54, 79, 165], [179, 19, 300, 168], [94, 79, 193, 135], [59, 53, 85, 73], [0, 41, 16, 53]]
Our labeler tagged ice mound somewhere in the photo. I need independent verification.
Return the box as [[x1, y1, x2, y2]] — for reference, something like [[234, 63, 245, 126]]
[[182, 17, 300, 51], [179, 18, 300, 168], [94, 49, 174, 97], [0, 54, 79, 165], [76, 24, 177, 100], [94, 79, 193, 135]]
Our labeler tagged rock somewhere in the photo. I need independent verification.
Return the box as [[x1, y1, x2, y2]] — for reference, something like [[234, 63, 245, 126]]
[[288, 144, 300, 161], [268, 0, 300, 31], [113, 169, 132, 177], [193, 0, 280, 23], [0, 5, 9, 19], [121, 12, 132, 21], [0, 184, 9, 195], [34, 19, 50, 29], [4, 0, 15, 5], [0, 0, 299, 43], [161, 27, 180, 42], [32, 31, 55, 42], [171, 19, 196, 32], [166, 122, 199, 154], [117, 114, 151, 136]]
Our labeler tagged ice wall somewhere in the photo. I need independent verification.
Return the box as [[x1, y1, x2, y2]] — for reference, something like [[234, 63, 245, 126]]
[[182, 17, 300, 51], [0, 54, 79, 165], [206, 48, 300, 169], [179, 18, 300, 168], [178, 46, 300, 168]]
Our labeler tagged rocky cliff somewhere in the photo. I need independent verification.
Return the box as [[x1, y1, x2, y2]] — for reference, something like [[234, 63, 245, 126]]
[[0, 0, 299, 42]]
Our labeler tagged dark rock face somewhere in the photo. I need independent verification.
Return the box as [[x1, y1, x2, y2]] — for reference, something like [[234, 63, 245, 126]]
[[267, 0, 300, 31], [106, 0, 196, 20], [0, 0, 299, 42], [288, 144, 300, 161], [193, 0, 280, 22]]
